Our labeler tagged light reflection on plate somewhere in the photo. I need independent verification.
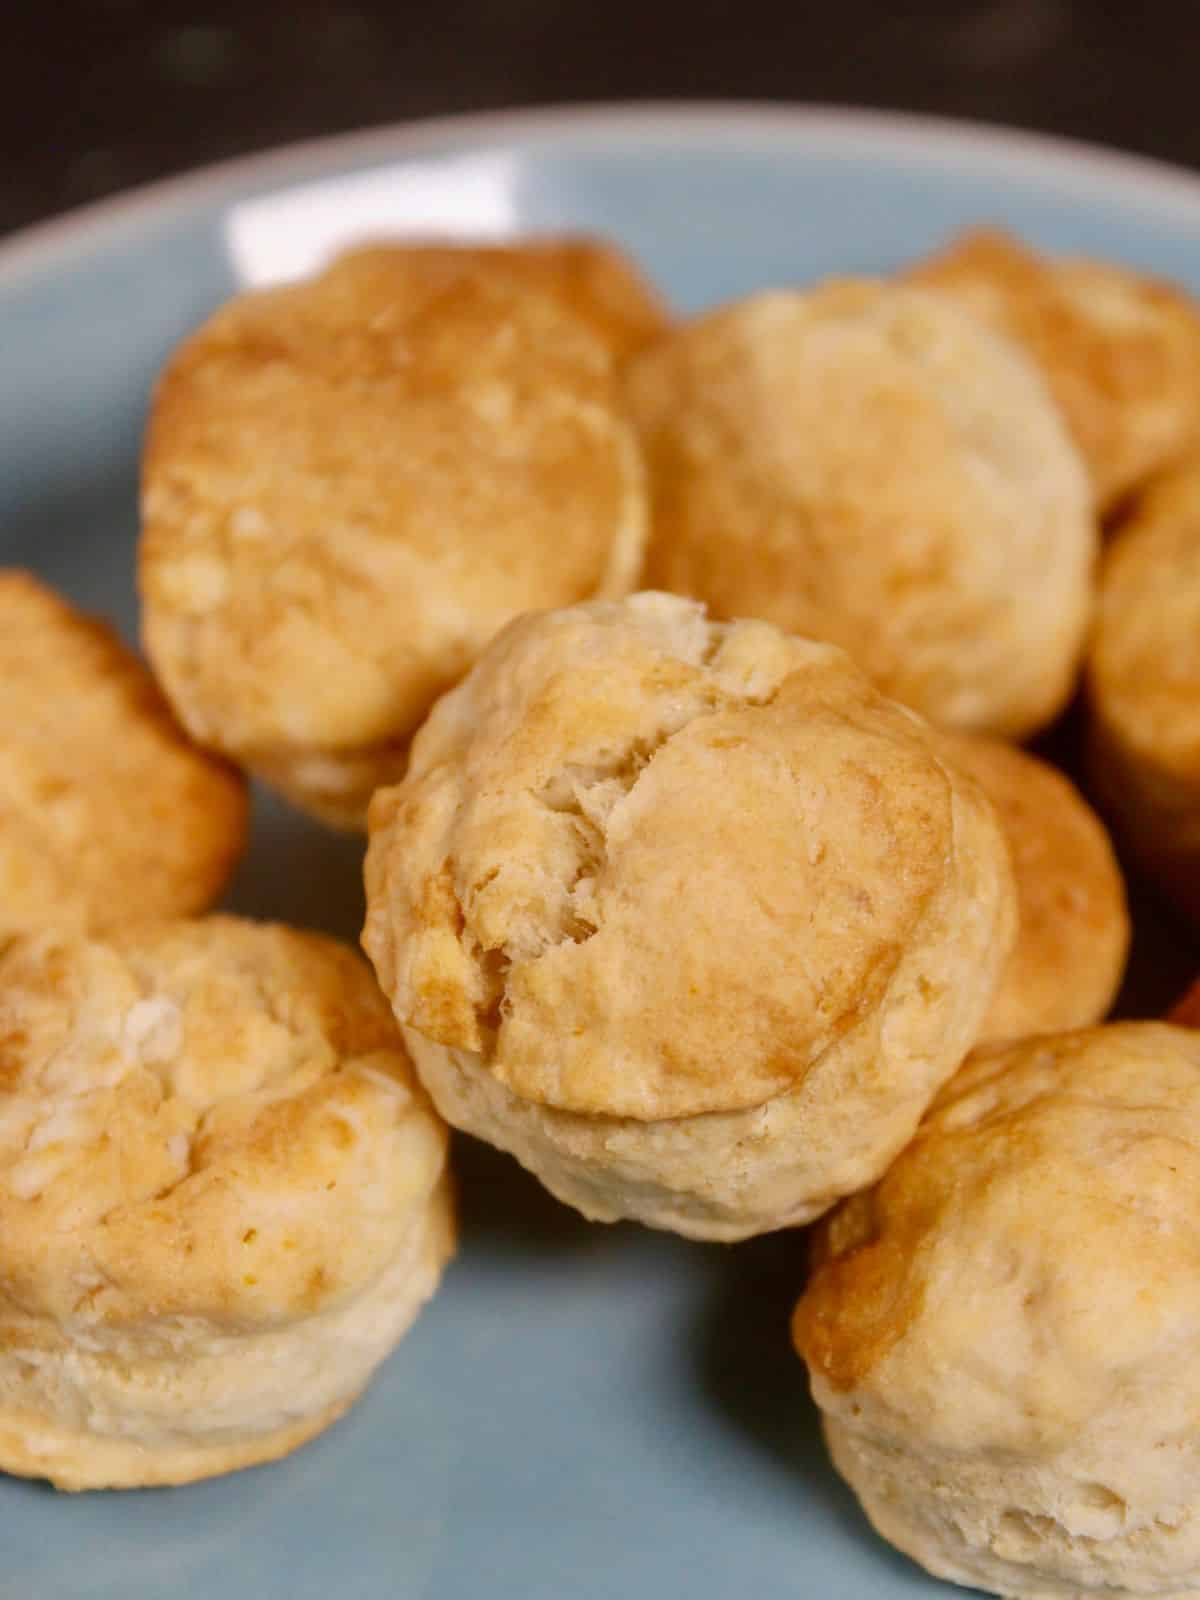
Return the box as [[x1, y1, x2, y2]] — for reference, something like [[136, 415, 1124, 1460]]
[[226, 151, 523, 287]]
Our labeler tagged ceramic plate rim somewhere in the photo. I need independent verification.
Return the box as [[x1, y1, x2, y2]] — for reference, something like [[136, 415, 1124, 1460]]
[[7, 99, 1200, 290]]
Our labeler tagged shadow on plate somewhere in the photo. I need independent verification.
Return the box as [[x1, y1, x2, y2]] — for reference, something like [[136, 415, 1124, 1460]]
[[1031, 691, 1200, 1019], [223, 787, 367, 944], [693, 1225, 923, 1587], [452, 1134, 629, 1260], [1, 460, 141, 640]]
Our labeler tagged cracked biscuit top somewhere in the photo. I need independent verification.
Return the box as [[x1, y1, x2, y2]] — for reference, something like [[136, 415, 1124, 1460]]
[[0, 917, 448, 1331], [0, 571, 247, 937], [140, 245, 648, 780], [364, 592, 1013, 1122]]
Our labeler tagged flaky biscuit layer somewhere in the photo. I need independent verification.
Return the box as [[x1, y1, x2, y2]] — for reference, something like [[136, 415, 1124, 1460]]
[[365, 593, 1014, 1237], [0, 917, 454, 1487], [798, 1024, 1200, 1599]]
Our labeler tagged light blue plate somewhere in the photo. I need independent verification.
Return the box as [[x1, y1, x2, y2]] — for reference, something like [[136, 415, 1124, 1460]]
[[6, 104, 1200, 1600]]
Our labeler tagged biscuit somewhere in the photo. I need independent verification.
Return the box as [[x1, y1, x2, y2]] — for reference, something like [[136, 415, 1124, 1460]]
[[140, 244, 649, 829], [1087, 456, 1200, 923], [363, 592, 1015, 1240], [795, 1022, 1200, 1600], [625, 280, 1095, 738], [908, 227, 1200, 513], [938, 732, 1129, 1046], [344, 237, 670, 360], [0, 571, 247, 938], [0, 916, 453, 1489]]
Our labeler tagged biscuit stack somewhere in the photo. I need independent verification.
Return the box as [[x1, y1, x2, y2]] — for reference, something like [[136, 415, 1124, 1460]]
[[0, 574, 454, 1489], [6, 226, 1200, 1598]]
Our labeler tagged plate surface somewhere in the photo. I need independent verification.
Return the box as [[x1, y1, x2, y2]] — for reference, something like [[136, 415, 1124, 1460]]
[[5, 103, 1200, 1600]]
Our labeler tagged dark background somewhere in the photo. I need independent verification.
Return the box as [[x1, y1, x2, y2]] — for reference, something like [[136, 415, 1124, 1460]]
[[7, 0, 1197, 237]]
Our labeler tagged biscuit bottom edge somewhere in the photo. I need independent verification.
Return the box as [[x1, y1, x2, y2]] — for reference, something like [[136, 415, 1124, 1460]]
[[0, 1390, 357, 1492], [0, 1173, 455, 1492], [823, 1417, 1200, 1600], [405, 1027, 951, 1242]]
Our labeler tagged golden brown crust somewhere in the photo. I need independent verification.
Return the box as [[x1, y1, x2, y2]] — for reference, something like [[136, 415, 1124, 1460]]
[[365, 593, 1015, 1124], [0, 916, 448, 1326], [625, 280, 1095, 739], [908, 227, 1200, 512], [140, 244, 648, 827], [0, 917, 454, 1487], [0, 1173, 453, 1490], [939, 732, 1129, 1046], [0, 570, 247, 935], [796, 1023, 1200, 1599], [799, 1024, 1200, 1396], [1087, 455, 1200, 921], [341, 238, 671, 360]]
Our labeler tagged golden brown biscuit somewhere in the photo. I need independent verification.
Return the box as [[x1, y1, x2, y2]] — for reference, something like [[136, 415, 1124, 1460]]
[[0, 571, 247, 937], [1087, 455, 1200, 922], [346, 237, 670, 360], [0, 916, 453, 1490], [908, 227, 1200, 513], [363, 592, 1016, 1240], [140, 244, 648, 829], [626, 280, 1095, 739], [795, 1023, 1200, 1600], [939, 732, 1129, 1046]]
